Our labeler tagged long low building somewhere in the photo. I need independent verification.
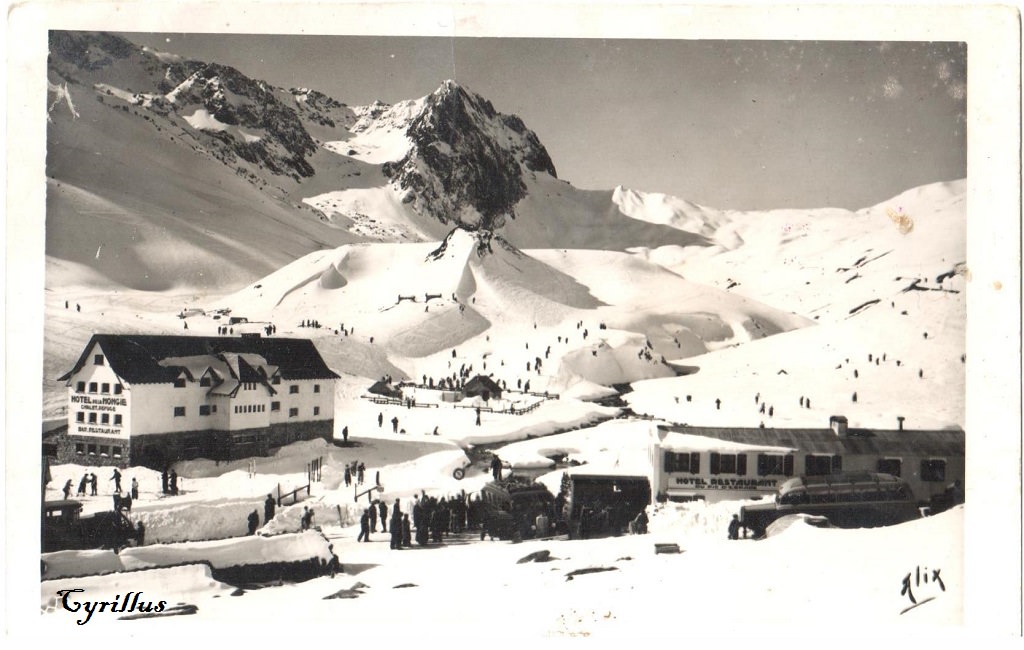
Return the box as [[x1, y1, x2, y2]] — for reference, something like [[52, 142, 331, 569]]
[[650, 415, 965, 505], [55, 334, 339, 468]]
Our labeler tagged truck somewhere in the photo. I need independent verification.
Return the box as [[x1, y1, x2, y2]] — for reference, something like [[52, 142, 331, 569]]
[[42, 500, 140, 553], [738, 472, 921, 539], [477, 476, 558, 541]]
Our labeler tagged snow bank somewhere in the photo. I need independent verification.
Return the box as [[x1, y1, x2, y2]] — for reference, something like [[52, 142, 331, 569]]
[[42, 531, 332, 580]]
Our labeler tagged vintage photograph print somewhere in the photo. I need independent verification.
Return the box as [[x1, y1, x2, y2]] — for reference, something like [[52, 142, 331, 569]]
[[8, 2, 1020, 642]]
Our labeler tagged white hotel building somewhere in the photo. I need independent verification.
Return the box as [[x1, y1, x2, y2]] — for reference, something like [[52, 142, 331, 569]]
[[56, 334, 338, 468]]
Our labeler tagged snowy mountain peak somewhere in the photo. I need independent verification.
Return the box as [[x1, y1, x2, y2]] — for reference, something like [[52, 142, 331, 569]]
[[379, 79, 558, 232]]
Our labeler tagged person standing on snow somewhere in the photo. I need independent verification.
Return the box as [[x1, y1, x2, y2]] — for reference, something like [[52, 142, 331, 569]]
[[490, 455, 503, 481], [248, 510, 260, 535], [110, 468, 122, 494], [728, 515, 741, 540], [368, 501, 378, 532], [131, 477, 139, 501], [62, 479, 73, 500], [357, 509, 371, 542], [265, 494, 276, 523], [378, 500, 388, 533]]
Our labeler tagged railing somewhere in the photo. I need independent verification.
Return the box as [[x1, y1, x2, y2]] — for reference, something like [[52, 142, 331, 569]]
[[277, 482, 310, 508]]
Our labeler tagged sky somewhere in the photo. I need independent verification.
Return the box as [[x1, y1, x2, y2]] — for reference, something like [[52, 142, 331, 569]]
[[115, 33, 967, 211]]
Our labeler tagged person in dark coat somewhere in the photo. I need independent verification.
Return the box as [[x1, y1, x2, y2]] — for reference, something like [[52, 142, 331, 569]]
[[342, 426, 349, 443], [368, 502, 378, 532], [728, 515, 741, 540], [76, 474, 88, 497], [161, 469, 169, 495], [344, 465, 351, 487], [264, 494, 276, 523], [377, 412, 383, 428], [89, 473, 98, 496], [169, 470, 178, 495], [135, 521, 146, 546], [378, 500, 388, 533], [110, 469, 122, 493], [248, 510, 260, 535], [62, 480, 73, 500], [490, 454, 503, 481], [357, 509, 370, 542], [402, 514, 412, 547], [390, 510, 403, 549]]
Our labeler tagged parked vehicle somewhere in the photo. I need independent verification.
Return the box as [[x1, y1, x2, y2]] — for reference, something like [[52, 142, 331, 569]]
[[478, 476, 557, 541], [42, 500, 139, 553], [738, 472, 920, 539]]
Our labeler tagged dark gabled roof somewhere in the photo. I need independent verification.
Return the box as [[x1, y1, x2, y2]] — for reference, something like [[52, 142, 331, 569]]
[[661, 424, 965, 457], [464, 375, 502, 392], [59, 334, 339, 385], [367, 380, 402, 398]]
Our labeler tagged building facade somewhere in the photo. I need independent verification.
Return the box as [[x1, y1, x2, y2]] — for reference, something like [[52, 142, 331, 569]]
[[650, 416, 965, 505], [56, 334, 339, 468]]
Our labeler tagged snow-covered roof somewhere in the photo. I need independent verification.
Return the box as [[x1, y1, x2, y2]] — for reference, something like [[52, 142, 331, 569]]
[[661, 431, 797, 454]]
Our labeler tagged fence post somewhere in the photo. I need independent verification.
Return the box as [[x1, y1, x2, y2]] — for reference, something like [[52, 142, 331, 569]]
[[277, 483, 281, 507]]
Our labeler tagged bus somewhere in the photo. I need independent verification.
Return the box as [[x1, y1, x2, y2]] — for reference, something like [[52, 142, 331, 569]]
[[738, 472, 920, 539]]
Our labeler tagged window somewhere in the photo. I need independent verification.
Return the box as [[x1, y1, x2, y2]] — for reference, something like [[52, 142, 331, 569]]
[[99, 446, 109, 457], [289, 385, 299, 394], [200, 376, 211, 387], [101, 383, 110, 394], [87, 444, 97, 456], [76, 412, 85, 423], [314, 406, 320, 416], [234, 406, 239, 414], [289, 407, 299, 418], [173, 406, 186, 417], [173, 378, 187, 388], [200, 405, 211, 416], [757, 454, 794, 477], [272, 376, 281, 385], [710, 453, 747, 476], [314, 384, 321, 393], [76, 381, 85, 392], [114, 384, 123, 395], [101, 413, 109, 425], [112, 446, 122, 458], [212, 405, 217, 413], [271, 401, 281, 412], [805, 455, 841, 476], [877, 458, 902, 477], [94, 354, 104, 365], [75, 443, 84, 455], [88, 413, 97, 424], [89, 382, 98, 393], [664, 451, 701, 473], [114, 414, 122, 426], [920, 459, 947, 482]]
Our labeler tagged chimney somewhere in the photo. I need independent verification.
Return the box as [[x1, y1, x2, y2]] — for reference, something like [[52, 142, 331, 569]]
[[829, 415, 849, 436], [897, 416, 905, 431]]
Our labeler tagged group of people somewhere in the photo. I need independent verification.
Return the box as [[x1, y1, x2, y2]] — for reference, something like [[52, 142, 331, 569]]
[[160, 468, 180, 495], [343, 461, 367, 487]]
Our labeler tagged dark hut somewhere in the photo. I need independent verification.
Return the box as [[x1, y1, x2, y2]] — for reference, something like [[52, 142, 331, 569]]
[[367, 380, 403, 399], [463, 375, 503, 401]]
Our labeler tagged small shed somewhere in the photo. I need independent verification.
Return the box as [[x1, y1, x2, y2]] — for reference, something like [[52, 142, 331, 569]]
[[463, 375, 503, 401]]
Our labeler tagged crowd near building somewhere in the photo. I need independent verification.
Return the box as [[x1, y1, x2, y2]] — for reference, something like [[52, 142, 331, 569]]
[[54, 334, 338, 468]]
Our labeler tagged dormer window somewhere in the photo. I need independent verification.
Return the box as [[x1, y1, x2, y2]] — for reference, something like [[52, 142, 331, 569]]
[[200, 376, 212, 387], [94, 354, 105, 365], [272, 376, 281, 385], [173, 378, 187, 388]]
